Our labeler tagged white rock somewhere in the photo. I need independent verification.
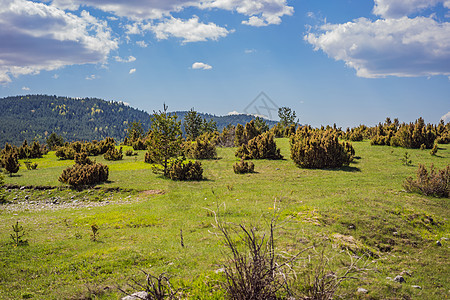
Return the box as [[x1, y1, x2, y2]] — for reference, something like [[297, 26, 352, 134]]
[[357, 288, 368, 294], [121, 291, 148, 300]]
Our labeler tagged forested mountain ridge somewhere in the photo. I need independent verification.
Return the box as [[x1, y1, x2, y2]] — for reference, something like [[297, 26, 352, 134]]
[[0, 95, 277, 146]]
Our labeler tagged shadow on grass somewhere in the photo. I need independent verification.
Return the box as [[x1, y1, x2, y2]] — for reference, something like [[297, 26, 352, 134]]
[[329, 166, 361, 172]]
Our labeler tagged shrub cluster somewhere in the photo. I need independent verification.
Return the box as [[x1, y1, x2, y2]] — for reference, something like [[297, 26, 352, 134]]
[[0, 151, 20, 176], [233, 158, 255, 174], [234, 120, 262, 147], [103, 147, 123, 161], [235, 132, 283, 160], [168, 160, 203, 181], [371, 118, 437, 149], [55, 138, 116, 160], [290, 127, 354, 169], [125, 149, 137, 156], [403, 164, 449, 198], [1, 140, 45, 160], [185, 134, 217, 159], [59, 153, 109, 187]]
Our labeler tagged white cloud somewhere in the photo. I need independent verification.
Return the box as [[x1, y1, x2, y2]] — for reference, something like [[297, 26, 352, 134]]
[[52, 74, 59, 79], [152, 16, 230, 43], [441, 111, 450, 123], [192, 62, 212, 70], [49, 0, 294, 25], [245, 49, 256, 54], [85, 74, 96, 80], [0, 0, 118, 84], [201, 0, 294, 27], [114, 55, 136, 63], [373, 0, 450, 18], [22, 86, 30, 91], [305, 15, 450, 78], [136, 40, 148, 48], [129, 68, 136, 74]]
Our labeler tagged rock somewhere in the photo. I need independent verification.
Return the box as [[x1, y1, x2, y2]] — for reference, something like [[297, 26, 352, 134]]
[[357, 288, 368, 294], [24, 195, 29, 200], [348, 224, 355, 230], [441, 237, 449, 241], [411, 285, 422, 289], [276, 168, 280, 170], [436, 240, 442, 246], [20, 186, 26, 190], [394, 275, 405, 283], [400, 270, 412, 277], [121, 291, 148, 300], [215, 268, 225, 274]]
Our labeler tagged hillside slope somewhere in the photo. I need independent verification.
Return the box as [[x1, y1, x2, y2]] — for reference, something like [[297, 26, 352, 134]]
[[0, 95, 277, 146]]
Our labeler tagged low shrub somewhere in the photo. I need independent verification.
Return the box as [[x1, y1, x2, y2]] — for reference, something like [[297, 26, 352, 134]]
[[403, 164, 449, 197], [125, 149, 137, 156], [131, 138, 147, 150], [290, 127, 354, 169], [168, 160, 203, 181], [233, 158, 254, 174], [1, 152, 20, 176], [103, 147, 123, 161], [235, 132, 282, 160], [185, 135, 217, 159], [59, 153, 109, 187], [55, 146, 76, 160]]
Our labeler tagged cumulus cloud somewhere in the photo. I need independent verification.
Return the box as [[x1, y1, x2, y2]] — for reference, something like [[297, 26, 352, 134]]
[[152, 17, 230, 43], [22, 86, 30, 91], [441, 111, 450, 123], [0, 0, 118, 84], [49, 0, 294, 25], [136, 40, 148, 48], [192, 62, 212, 70], [129, 68, 136, 74], [85, 74, 96, 80], [114, 55, 136, 63], [201, 0, 294, 26], [305, 2, 450, 78], [373, 0, 450, 18]]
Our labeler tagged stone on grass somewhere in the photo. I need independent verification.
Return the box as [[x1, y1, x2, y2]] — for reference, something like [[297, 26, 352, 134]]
[[121, 291, 148, 300], [394, 275, 405, 283], [357, 287, 368, 294]]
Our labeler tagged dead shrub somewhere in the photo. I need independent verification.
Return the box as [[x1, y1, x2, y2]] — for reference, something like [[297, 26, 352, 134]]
[[403, 164, 449, 197]]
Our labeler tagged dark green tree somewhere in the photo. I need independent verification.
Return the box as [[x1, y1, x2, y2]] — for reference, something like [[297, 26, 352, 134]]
[[146, 104, 183, 177], [278, 107, 297, 127], [127, 121, 145, 143], [46, 133, 64, 150], [254, 117, 269, 134], [184, 108, 203, 140], [201, 118, 217, 134], [2, 152, 20, 176]]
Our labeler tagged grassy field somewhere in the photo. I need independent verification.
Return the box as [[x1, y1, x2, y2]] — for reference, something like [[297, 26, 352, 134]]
[[0, 140, 449, 299]]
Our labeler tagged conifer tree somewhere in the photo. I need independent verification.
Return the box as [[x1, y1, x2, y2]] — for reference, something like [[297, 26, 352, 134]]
[[146, 104, 183, 177]]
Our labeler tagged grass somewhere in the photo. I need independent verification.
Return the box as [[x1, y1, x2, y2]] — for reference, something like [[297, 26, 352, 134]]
[[0, 140, 449, 299]]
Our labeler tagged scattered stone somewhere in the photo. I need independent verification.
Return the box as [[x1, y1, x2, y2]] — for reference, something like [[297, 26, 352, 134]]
[[71, 196, 75, 199], [436, 240, 442, 246], [348, 224, 355, 230], [13, 197, 17, 201], [400, 270, 412, 277], [357, 288, 368, 294], [441, 237, 449, 241], [386, 277, 392, 281], [394, 275, 406, 283], [121, 291, 149, 300], [411, 285, 422, 289], [20, 186, 26, 190], [215, 268, 225, 274], [393, 231, 398, 236], [276, 168, 280, 170], [24, 195, 29, 200]]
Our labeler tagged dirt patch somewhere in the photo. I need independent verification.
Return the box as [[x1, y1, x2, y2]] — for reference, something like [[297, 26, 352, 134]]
[[140, 190, 165, 196]]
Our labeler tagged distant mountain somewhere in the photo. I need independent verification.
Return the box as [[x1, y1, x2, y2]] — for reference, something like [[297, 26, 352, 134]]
[[0, 95, 277, 146]]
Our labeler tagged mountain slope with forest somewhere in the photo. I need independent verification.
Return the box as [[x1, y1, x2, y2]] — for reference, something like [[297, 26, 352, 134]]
[[0, 95, 276, 146]]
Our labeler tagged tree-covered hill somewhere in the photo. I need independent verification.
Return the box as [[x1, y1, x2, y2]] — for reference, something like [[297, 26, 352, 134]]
[[0, 95, 277, 146]]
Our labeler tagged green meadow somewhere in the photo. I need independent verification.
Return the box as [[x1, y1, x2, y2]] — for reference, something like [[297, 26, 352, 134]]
[[0, 140, 449, 299]]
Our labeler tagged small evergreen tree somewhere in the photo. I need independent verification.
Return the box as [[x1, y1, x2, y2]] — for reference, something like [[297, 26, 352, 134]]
[[146, 104, 183, 177], [2, 152, 20, 176], [127, 121, 145, 144], [278, 107, 297, 127], [184, 108, 203, 140], [46, 133, 64, 150]]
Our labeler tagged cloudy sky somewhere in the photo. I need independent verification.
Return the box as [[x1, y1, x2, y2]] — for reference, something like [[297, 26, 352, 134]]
[[0, 0, 449, 127]]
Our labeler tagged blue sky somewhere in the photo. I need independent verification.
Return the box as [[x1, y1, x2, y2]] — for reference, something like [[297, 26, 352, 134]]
[[0, 0, 449, 128]]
